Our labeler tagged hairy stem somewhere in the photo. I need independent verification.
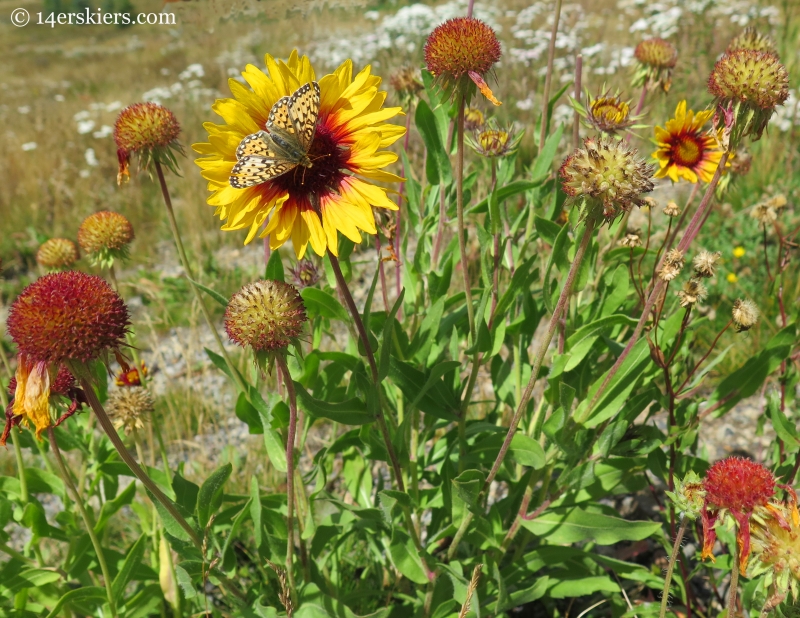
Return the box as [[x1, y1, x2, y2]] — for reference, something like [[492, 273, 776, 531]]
[[659, 517, 688, 618], [49, 427, 118, 618], [276, 355, 298, 599]]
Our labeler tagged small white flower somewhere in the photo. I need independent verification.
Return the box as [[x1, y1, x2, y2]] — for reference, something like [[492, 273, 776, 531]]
[[21, 142, 37, 151], [18, 105, 31, 114], [92, 125, 113, 139], [79, 169, 90, 178], [84, 148, 99, 167], [54, 94, 65, 102], [76, 120, 96, 134]]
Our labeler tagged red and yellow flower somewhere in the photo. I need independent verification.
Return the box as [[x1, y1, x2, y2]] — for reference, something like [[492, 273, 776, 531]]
[[194, 50, 405, 258], [653, 101, 726, 183]]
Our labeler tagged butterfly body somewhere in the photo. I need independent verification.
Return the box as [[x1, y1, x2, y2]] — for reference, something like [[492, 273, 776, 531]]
[[230, 81, 320, 189]]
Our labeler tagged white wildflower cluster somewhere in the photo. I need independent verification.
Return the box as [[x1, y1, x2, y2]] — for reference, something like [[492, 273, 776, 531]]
[[142, 62, 217, 104], [772, 90, 800, 133], [73, 101, 121, 139]]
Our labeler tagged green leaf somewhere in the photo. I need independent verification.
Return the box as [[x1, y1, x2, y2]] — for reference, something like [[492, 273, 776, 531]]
[[769, 391, 800, 447], [469, 180, 545, 214], [389, 528, 429, 585], [45, 586, 107, 618], [265, 249, 285, 282], [509, 434, 546, 468], [149, 491, 193, 543], [23, 467, 65, 497], [542, 222, 571, 313], [534, 215, 563, 245], [378, 289, 405, 381], [294, 382, 373, 425], [452, 469, 484, 513], [250, 476, 263, 548], [94, 480, 136, 534], [389, 358, 459, 421], [521, 506, 661, 544], [172, 468, 199, 514], [197, 463, 232, 528], [112, 535, 146, 603], [549, 575, 618, 598], [175, 565, 197, 599], [563, 314, 638, 373], [531, 123, 564, 182], [415, 99, 451, 185], [301, 288, 349, 321], [187, 277, 228, 308]]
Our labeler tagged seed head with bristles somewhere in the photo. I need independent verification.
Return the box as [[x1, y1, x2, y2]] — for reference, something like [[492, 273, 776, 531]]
[[108, 387, 155, 435], [692, 250, 721, 278], [559, 135, 655, 223], [36, 238, 79, 271], [114, 102, 183, 184], [658, 249, 685, 281], [732, 298, 759, 332], [620, 232, 642, 248], [389, 66, 424, 108], [678, 279, 707, 308], [633, 38, 678, 92], [664, 201, 681, 217], [78, 211, 135, 268], [727, 27, 777, 54]]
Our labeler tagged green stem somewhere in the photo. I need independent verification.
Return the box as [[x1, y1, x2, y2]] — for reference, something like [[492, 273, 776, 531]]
[[539, 0, 564, 150], [75, 372, 202, 549], [327, 252, 405, 493], [728, 541, 740, 617], [454, 98, 475, 343], [1, 384, 29, 504], [153, 161, 247, 396], [276, 355, 298, 602], [659, 517, 688, 618], [447, 216, 596, 560], [49, 427, 118, 618], [0, 541, 35, 564]]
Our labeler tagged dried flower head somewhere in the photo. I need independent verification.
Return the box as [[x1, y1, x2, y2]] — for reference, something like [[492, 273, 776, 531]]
[[658, 248, 685, 281], [620, 232, 642, 248], [78, 211, 134, 267], [288, 260, 322, 290], [225, 280, 307, 359], [678, 279, 708, 307], [7, 271, 129, 364], [727, 27, 777, 54], [693, 250, 721, 278], [732, 298, 760, 332], [559, 135, 655, 223], [464, 108, 486, 131], [116, 362, 148, 387], [586, 92, 635, 133], [749, 498, 800, 601], [708, 50, 789, 143], [114, 102, 182, 184], [702, 457, 776, 571], [107, 386, 155, 435], [664, 201, 681, 217], [424, 17, 502, 105], [390, 66, 424, 108], [768, 194, 788, 211], [751, 202, 778, 225], [634, 38, 678, 92], [642, 196, 657, 210], [36, 238, 79, 271]]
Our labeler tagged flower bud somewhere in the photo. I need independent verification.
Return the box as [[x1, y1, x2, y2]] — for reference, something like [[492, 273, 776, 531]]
[[78, 211, 134, 267], [633, 38, 678, 92], [114, 102, 182, 184], [36, 238, 79, 271]]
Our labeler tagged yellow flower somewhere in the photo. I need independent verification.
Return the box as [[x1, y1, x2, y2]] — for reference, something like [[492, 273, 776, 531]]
[[653, 101, 726, 184], [194, 50, 405, 257], [727, 272, 739, 283], [733, 246, 746, 258]]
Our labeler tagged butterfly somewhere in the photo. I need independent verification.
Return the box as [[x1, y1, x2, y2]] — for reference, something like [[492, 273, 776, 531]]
[[229, 81, 321, 189]]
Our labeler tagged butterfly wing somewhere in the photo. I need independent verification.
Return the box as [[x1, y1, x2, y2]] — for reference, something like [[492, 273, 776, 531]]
[[229, 155, 295, 189], [287, 82, 320, 151], [235, 131, 275, 159]]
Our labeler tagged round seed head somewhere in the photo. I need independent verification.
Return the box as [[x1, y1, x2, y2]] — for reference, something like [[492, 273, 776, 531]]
[[559, 135, 655, 222], [107, 386, 155, 435], [751, 203, 778, 225], [78, 211, 134, 253], [732, 298, 760, 332], [225, 280, 307, 352], [708, 50, 789, 111], [114, 102, 181, 184], [36, 238, 79, 270], [704, 457, 775, 514], [664, 201, 681, 217], [619, 232, 642, 248], [635, 38, 678, 70], [678, 279, 707, 307], [727, 27, 777, 54], [693, 250, 721, 278], [6, 271, 130, 364], [425, 17, 501, 79]]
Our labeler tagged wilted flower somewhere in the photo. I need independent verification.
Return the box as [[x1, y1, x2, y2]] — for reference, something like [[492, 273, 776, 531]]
[[36, 238, 79, 270], [5, 272, 129, 438], [658, 248, 685, 281], [107, 386, 155, 435], [708, 50, 789, 143], [559, 135, 655, 222], [586, 92, 635, 133], [727, 27, 777, 54], [424, 17, 502, 105], [114, 102, 182, 185], [702, 457, 776, 571], [633, 38, 678, 92], [664, 201, 681, 217], [390, 66, 424, 108], [693, 250, 721, 278], [749, 497, 800, 602], [620, 231, 642, 248], [678, 279, 707, 307], [464, 108, 486, 131], [78, 211, 135, 268], [225, 280, 307, 368], [751, 202, 778, 225], [653, 101, 727, 184], [732, 298, 760, 332]]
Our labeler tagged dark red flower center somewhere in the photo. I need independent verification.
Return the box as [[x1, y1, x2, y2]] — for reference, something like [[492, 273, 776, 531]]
[[271, 120, 349, 203], [669, 133, 704, 168]]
